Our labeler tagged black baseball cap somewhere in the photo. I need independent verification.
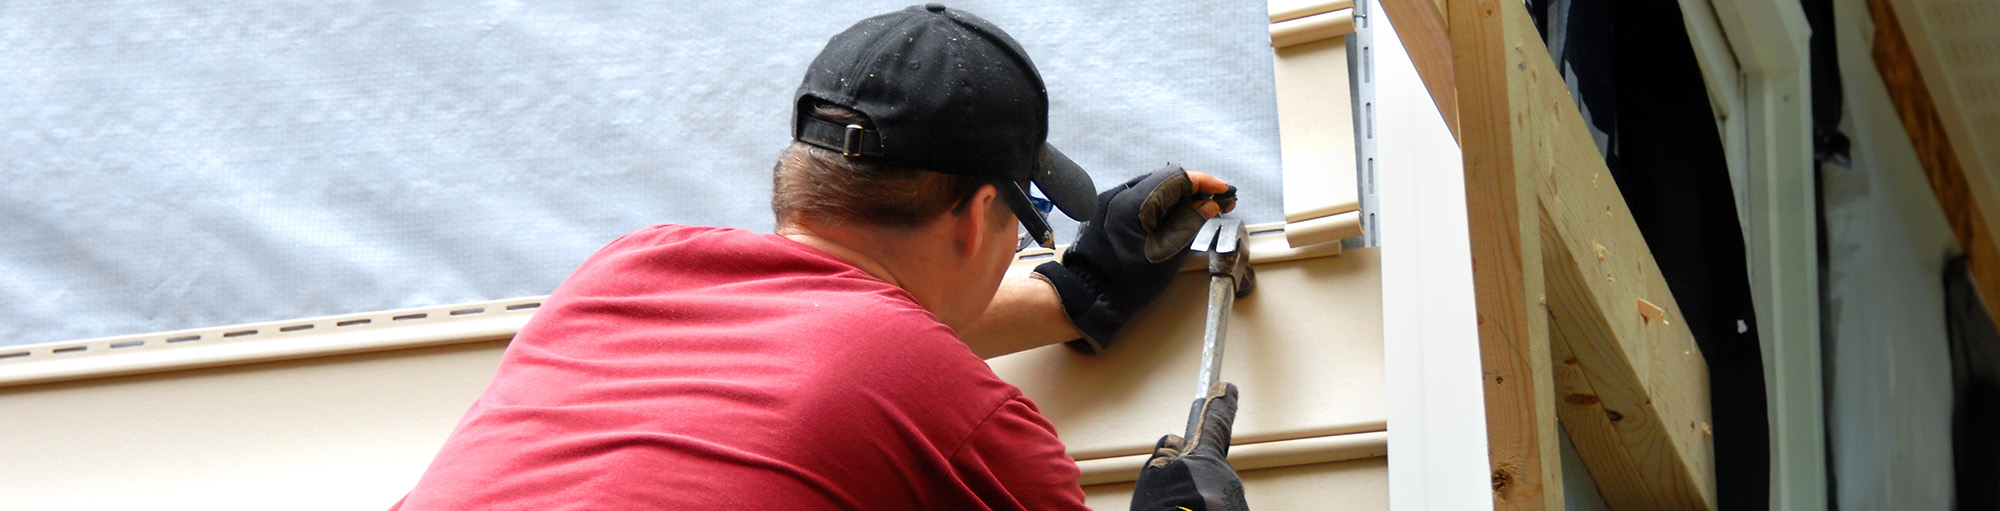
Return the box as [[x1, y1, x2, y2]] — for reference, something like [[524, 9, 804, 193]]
[[792, 3, 1096, 247]]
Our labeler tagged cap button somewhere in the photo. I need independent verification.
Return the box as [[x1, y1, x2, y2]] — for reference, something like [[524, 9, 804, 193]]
[[925, 3, 946, 13]]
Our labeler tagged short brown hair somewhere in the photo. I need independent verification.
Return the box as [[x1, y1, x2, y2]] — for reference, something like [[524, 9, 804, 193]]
[[772, 102, 987, 228]]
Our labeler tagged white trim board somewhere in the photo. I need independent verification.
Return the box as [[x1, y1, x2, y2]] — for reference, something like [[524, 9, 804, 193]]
[[1372, 1, 1494, 509], [1704, 0, 1827, 508]]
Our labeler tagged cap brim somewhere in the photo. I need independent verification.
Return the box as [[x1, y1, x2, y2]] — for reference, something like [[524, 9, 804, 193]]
[[1034, 144, 1097, 221]]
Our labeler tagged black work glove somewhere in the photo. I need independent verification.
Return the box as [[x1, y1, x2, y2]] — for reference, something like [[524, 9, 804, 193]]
[[1131, 382, 1248, 511], [1032, 164, 1236, 353]]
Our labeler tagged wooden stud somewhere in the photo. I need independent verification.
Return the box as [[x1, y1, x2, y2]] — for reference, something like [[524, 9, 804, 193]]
[[1445, 0, 1561, 508]]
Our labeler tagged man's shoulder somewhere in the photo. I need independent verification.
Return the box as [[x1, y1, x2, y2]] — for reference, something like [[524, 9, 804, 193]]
[[566, 224, 842, 286], [809, 293, 977, 367], [599, 224, 758, 253], [800, 291, 1015, 401]]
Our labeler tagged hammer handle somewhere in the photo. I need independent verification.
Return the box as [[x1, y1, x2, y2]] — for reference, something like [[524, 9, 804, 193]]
[[1191, 275, 1235, 412]]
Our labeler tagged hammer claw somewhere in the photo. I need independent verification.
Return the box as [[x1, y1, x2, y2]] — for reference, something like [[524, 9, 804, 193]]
[[1191, 221, 1220, 253], [1216, 221, 1241, 254]]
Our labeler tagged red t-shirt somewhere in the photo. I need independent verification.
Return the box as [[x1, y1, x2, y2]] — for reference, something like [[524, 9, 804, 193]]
[[393, 225, 1087, 510]]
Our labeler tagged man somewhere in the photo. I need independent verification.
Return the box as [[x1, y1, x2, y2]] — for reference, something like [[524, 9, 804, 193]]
[[395, 4, 1247, 510]]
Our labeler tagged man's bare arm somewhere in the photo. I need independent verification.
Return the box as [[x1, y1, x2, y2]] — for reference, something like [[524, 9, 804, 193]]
[[958, 276, 1081, 359]]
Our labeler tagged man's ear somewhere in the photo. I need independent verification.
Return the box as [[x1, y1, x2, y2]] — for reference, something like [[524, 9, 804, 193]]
[[954, 184, 999, 258]]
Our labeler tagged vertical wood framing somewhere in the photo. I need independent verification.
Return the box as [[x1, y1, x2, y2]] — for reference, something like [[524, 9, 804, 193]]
[[1446, 0, 1560, 508]]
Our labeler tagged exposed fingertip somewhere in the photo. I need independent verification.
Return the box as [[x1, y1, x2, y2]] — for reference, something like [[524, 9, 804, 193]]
[[1184, 171, 1230, 193]]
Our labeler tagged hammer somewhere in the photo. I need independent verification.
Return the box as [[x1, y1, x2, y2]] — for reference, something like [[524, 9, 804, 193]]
[[1183, 217, 1255, 444]]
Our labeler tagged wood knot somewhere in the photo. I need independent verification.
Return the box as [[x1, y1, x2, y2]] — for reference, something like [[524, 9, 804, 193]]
[[1605, 409, 1624, 422], [1492, 465, 1516, 494], [1564, 394, 1600, 405], [1562, 356, 1579, 365]]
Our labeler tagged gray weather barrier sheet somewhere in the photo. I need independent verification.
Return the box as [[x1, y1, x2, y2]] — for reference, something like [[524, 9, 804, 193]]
[[1, 1, 1282, 347]]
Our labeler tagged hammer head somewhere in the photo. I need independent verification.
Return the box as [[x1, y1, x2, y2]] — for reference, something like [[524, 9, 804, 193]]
[[1191, 217, 1255, 297]]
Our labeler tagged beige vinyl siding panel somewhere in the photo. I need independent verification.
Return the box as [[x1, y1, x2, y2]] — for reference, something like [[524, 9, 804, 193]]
[[1273, 11, 1366, 247], [992, 248, 1385, 461], [0, 340, 509, 509]]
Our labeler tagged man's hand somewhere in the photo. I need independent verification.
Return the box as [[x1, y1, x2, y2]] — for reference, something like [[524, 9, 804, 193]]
[[1131, 382, 1248, 511], [1030, 164, 1234, 353]]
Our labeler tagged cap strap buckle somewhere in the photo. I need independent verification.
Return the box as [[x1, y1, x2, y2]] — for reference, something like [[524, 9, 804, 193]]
[[842, 124, 865, 157]]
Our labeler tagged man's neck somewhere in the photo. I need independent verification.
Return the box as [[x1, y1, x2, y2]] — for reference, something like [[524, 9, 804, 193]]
[[776, 225, 904, 289]]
